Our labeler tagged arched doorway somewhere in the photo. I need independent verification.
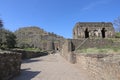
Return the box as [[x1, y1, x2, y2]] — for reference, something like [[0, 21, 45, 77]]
[[101, 28, 106, 38], [84, 28, 89, 38]]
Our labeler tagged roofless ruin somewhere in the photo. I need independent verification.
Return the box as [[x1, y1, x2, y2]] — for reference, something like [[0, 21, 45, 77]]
[[73, 22, 115, 39]]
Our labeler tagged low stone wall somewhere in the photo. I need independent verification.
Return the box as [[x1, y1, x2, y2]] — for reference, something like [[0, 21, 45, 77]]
[[0, 52, 21, 80], [76, 54, 120, 80], [11, 50, 48, 59]]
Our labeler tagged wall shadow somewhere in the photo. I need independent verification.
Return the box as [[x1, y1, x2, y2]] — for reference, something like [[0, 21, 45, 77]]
[[12, 68, 41, 80], [22, 59, 43, 64]]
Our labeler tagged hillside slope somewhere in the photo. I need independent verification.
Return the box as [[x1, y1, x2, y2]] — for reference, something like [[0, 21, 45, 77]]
[[15, 26, 64, 50]]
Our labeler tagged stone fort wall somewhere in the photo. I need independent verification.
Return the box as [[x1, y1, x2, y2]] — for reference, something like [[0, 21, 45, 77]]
[[62, 39, 115, 51], [61, 39, 115, 63], [61, 39, 120, 80], [76, 54, 120, 80], [75, 39, 114, 50], [0, 52, 21, 80]]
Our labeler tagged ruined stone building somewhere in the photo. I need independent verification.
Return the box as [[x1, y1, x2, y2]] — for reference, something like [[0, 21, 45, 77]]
[[73, 22, 115, 39]]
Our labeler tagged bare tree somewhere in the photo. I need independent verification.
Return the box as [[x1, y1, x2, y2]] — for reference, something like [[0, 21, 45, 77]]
[[113, 16, 120, 32]]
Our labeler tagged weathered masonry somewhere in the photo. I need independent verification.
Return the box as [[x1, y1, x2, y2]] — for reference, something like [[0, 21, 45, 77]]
[[73, 22, 115, 39]]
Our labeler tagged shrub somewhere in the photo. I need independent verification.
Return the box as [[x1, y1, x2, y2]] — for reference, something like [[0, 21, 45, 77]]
[[115, 32, 120, 38]]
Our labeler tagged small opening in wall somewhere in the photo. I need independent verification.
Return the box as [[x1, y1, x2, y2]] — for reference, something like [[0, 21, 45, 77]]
[[56, 48, 59, 50], [85, 28, 89, 38], [101, 28, 106, 38]]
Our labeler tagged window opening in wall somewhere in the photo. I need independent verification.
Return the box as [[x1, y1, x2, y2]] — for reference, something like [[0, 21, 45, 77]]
[[101, 28, 106, 38], [85, 28, 89, 38]]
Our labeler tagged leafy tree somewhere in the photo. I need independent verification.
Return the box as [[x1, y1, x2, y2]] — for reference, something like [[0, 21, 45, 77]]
[[0, 19, 3, 48], [6, 31, 16, 48], [0, 29, 16, 49], [113, 16, 120, 32], [0, 19, 16, 49]]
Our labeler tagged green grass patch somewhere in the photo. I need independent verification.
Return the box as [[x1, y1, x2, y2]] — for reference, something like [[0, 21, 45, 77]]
[[115, 32, 120, 38], [107, 38, 120, 42], [23, 48, 41, 52], [77, 47, 120, 54]]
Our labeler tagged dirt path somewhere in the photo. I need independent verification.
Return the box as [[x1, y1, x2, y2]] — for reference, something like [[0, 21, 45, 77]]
[[13, 53, 90, 80]]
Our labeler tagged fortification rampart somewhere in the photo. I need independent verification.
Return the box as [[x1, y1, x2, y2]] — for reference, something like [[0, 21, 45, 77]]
[[61, 39, 120, 80], [76, 54, 120, 80]]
